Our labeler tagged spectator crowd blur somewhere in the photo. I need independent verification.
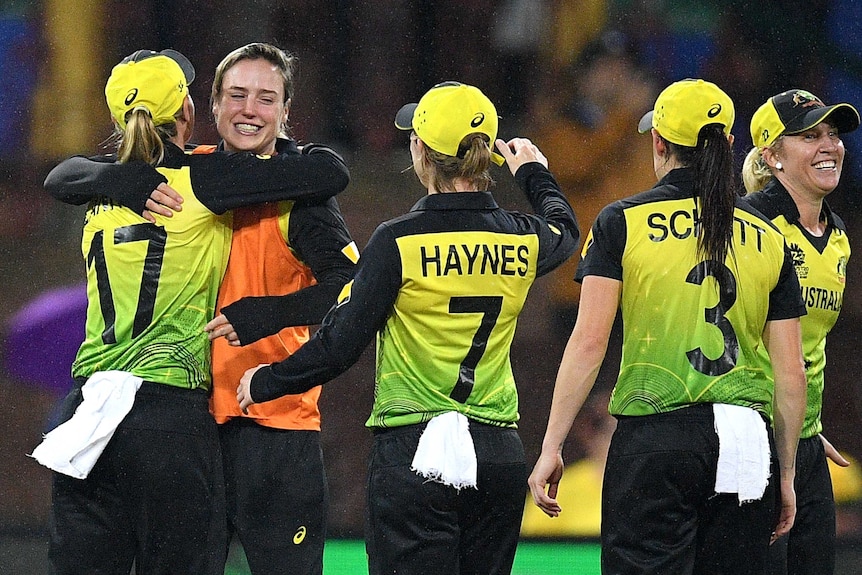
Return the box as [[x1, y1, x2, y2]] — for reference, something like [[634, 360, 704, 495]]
[[3, 0, 862, 555]]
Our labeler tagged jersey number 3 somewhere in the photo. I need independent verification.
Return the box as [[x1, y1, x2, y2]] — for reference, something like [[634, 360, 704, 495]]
[[685, 260, 740, 377]]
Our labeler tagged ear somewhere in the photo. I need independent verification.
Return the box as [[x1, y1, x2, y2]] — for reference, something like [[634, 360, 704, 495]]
[[415, 137, 432, 165], [184, 101, 197, 132], [177, 95, 195, 142], [183, 96, 195, 122], [651, 129, 666, 157], [761, 146, 779, 169], [283, 98, 291, 123]]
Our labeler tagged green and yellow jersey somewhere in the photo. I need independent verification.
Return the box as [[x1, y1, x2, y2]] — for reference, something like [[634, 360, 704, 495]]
[[73, 166, 231, 388], [45, 142, 349, 390], [577, 168, 805, 419], [744, 179, 849, 438], [250, 162, 579, 429]]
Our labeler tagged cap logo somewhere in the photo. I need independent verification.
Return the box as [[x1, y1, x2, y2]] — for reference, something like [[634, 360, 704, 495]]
[[761, 129, 769, 144], [792, 90, 823, 109], [707, 104, 722, 118], [124, 88, 139, 106], [471, 112, 485, 128]]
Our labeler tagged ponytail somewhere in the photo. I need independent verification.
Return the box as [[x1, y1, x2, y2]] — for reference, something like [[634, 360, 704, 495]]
[[667, 124, 736, 263], [741, 146, 774, 195], [116, 105, 181, 166], [420, 133, 494, 192]]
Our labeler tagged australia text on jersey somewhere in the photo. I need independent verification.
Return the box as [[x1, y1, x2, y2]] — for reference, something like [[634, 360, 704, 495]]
[[420, 243, 530, 277], [646, 207, 768, 253], [802, 286, 842, 312]]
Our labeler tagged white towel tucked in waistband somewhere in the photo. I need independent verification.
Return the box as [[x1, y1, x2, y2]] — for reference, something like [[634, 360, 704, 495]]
[[713, 403, 771, 504], [411, 411, 477, 490], [30, 371, 143, 479]]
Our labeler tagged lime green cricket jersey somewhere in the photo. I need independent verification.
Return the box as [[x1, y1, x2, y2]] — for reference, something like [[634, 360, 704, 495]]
[[744, 178, 849, 437], [51, 142, 349, 389], [251, 162, 579, 429], [577, 168, 806, 419]]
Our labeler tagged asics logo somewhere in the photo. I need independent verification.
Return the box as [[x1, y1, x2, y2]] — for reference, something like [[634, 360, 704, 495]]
[[124, 89, 139, 106], [471, 113, 485, 128], [707, 104, 721, 118], [293, 526, 307, 544]]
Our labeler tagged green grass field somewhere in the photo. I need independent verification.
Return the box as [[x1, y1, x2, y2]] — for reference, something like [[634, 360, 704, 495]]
[[225, 539, 601, 575]]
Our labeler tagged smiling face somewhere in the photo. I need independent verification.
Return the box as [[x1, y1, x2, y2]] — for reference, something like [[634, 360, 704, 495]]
[[768, 122, 846, 198], [212, 58, 289, 155]]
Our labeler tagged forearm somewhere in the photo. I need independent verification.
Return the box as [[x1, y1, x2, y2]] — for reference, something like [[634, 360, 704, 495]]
[[540, 332, 607, 456], [197, 146, 350, 213], [44, 156, 164, 210], [222, 283, 343, 344], [765, 318, 807, 477], [250, 348, 351, 401], [248, 225, 397, 404], [516, 162, 579, 242], [249, 312, 375, 401], [540, 276, 618, 456], [772, 372, 806, 477]]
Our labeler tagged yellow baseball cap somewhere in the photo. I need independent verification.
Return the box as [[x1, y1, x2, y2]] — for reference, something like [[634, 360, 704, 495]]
[[638, 78, 734, 147], [394, 81, 505, 166], [750, 89, 860, 148], [105, 49, 195, 129]]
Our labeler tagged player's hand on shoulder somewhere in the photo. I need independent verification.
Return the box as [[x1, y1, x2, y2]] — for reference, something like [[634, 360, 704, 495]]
[[142, 182, 184, 223]]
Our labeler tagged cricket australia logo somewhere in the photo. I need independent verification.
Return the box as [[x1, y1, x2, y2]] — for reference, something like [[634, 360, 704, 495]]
[[791, 90, 823, 109], [789, 243, 808, 279], [837, 256, 848, 284]]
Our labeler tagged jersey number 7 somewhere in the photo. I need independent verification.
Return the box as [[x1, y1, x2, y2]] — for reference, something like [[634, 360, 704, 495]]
[[448, 295, 503, 403]]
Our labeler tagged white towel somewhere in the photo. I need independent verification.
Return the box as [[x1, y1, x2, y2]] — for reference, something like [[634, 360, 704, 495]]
[[30, 371, 143, 479], [713, 403, 771, 504], [410, 411, 478, 490]]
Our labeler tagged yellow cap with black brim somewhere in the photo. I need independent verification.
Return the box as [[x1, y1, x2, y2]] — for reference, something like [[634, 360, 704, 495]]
[[750, 89, 860, 149]]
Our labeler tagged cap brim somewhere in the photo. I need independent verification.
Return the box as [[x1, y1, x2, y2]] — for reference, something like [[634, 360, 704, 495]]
[[161, 49, 195, 85], [820, 104, 859, 134], [394, 103, 417, 130], [637, 110, 654, 134], [785, 103, 860, 136]]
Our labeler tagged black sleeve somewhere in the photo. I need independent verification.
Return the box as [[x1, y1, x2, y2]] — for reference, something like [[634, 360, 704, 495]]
[[220, 197, 358, 343], [514, 162, 580, 277], [42, 144, 350, 216], [190, 145, 350, 214], [43, 155, 166, 212], [248, 223, 402, 402], [575, 201, 627, 282]]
